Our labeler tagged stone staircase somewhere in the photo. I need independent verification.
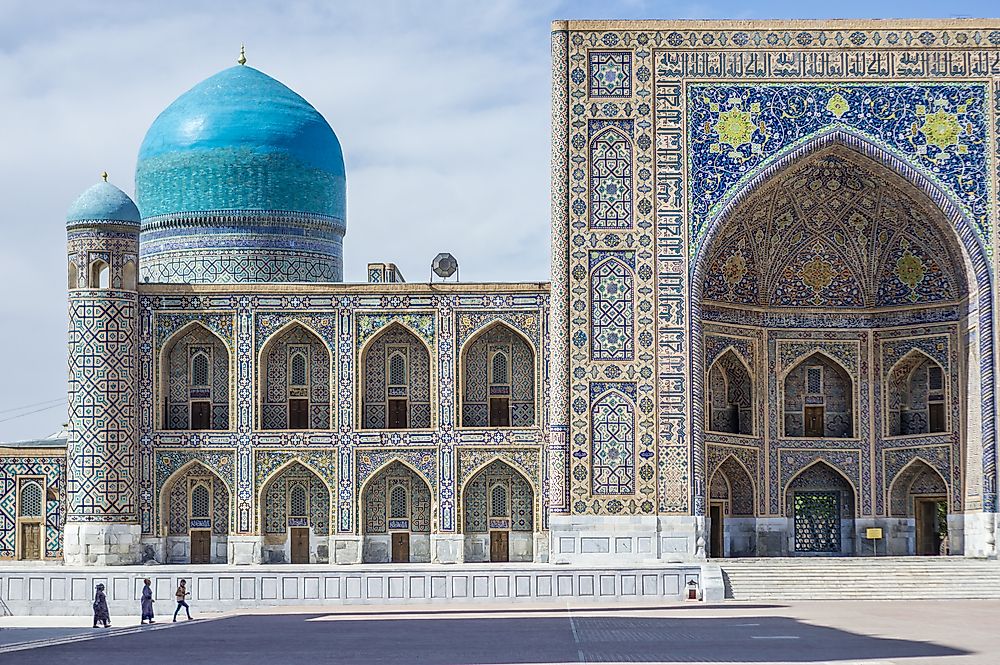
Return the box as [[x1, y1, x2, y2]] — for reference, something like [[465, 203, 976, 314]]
[[719, 557, 1000, 600]]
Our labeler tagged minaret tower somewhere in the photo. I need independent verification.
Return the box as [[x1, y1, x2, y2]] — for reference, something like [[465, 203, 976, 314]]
[[63, 174, 142, 565]]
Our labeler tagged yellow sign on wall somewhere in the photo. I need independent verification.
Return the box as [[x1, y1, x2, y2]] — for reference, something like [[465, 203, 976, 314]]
[[866, 528, 883, 540]]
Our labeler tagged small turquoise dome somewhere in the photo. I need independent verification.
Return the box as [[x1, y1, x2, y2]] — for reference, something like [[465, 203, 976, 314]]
[[136, 65, 345, 219], [66, 181, 140, 225]]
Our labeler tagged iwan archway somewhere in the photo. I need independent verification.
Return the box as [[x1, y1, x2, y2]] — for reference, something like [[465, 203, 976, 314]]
[[691, 132, 989, 556]]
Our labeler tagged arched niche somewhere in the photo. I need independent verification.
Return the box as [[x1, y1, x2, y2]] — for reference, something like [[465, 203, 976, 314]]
[[360, 460, 432, 563], [360, 323, 432, 430], [689, 133, 987, 528], [886, 350, 948, 437], [259, 461, 331, 564], [161, 461, 230, 564], [160, 323, 231, 431], [461, 459, 535, 562], [707, 349, 753, 435], [784, 461, 856, 555], [460, 322, 536, 428], [782, 351, 854, 438], [259, 322, 331, 430]]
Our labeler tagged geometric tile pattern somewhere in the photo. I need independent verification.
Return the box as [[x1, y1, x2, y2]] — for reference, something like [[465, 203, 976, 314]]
[[0, 455, 65, 559], [588, 51, 631, 98], [589, 120, 633, 229], [590, 382, 637, 497]]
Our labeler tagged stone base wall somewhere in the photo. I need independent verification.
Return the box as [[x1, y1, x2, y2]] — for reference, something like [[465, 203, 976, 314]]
[[548, 515, 703, 563], [62, 523, 143, 566], [0, 564, 705, 615]]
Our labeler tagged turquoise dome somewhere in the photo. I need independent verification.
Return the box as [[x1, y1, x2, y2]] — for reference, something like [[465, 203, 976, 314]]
[[66, 181, 140, 225], [135, 64, 347, 284], [135, 65, 346, 219]]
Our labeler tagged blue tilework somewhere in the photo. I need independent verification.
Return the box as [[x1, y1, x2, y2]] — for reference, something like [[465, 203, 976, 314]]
[[66, 182, 140, 225]]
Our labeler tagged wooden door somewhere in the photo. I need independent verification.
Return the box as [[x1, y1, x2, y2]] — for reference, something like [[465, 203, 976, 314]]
[[489, 398, 510, 427], [191, 401, 211, 430], [391, 532, 410, 563], [490, 531, 509, 562], [19, 523, 41, 560], [388, 399, 408, 429], [709, 504, 724, 558], [291, 527, 310, 563], [916, 498, 945, 555], [190, 529, 211, 564], [289, 399, 310, 429], [804, 406, 825, 437]]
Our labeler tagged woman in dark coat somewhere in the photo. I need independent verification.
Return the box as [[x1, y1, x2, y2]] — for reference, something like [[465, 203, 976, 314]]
[[140, 578, 155, 624], [93, 583, 111, 628]]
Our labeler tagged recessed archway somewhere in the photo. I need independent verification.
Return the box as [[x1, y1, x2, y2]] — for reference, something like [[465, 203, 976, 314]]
[[360, 460, 432, 563], [461, 459, 535, 562], [160, 461, 231, 564]]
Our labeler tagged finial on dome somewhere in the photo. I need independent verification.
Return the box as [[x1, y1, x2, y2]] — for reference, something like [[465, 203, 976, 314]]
[[101, 171, 108, 182], [238, 44, 246, 66]]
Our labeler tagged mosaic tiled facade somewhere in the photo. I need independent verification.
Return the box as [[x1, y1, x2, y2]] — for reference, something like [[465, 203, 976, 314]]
[[550, 18, 1000, 560], [5, 18, 1000, 564]]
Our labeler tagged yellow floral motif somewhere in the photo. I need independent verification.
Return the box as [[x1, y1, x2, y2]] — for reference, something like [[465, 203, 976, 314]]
[[826, 93, 849, 119], [800, 257, 834, 293], [713, 107, 756, 153], [918, 109, 963, 151], [896, 249, 926, 292], [722, 252, 748, 288]]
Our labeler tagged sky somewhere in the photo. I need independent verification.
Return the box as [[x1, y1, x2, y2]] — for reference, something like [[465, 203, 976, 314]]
[[0, 0, 994, 441]]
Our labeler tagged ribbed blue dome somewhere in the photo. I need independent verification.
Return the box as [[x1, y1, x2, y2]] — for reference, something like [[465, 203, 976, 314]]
[[135, 65, 347, 284], [135, 65, 345, 219], [66, 181, 140, 225]]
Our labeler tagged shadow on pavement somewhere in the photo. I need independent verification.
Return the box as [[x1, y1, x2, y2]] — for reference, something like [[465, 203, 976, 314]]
[[9, 611, 970, 664]]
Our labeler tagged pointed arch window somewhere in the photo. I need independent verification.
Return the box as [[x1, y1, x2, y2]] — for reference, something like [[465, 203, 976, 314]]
[[191, 352, 210, 388], [288, 346, 311, 429], [289, 484, 308, 518], [489, 483, 509, 518], [18, 481, 43, 517], [389, 484, 408, 520], [388, 352, 407, 388], [68, 260, 79, 289], [190, 484, 211, 519], [90, 259, 110, 289]]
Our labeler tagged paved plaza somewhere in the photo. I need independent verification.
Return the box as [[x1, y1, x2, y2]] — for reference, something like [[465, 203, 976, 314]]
[[1, 599, 998, 664]]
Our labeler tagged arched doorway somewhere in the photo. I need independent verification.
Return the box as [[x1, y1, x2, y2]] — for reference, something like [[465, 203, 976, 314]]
[[162, 462, 230, 564], [360, 324, 432, 430], [782, 352, 854, 439], [785, 462, 856, 556], [890, 460, 949, 555], [462, 460, 535, 562], [361, 461, 432, 562], [260, 462, 331, 564], [460, 323, 536, 428], [707, 456, 755, 558], [160, 323, 231, 430], [692, 139, 981, 555], [259, 323, 331, 430]]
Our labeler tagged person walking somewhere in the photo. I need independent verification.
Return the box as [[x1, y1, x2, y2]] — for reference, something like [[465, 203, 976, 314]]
[[92, 583, 111, 628], [172, 579, 192, 622], [140, 578, 155, 624]]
